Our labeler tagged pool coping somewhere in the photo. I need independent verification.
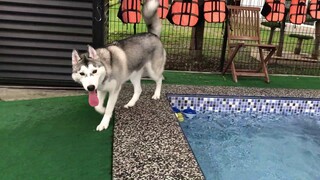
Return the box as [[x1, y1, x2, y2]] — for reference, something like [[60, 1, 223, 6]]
[[167, 93, 320, 101], [112, 84, 320, 179], [168, 93, 320, 116]]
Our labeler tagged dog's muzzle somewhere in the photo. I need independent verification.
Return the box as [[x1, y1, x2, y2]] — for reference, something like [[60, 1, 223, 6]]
[[87, 85, 95, 92]]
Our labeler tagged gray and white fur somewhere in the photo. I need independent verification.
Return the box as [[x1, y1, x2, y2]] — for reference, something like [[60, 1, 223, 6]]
[[71, 0, 166, 131]]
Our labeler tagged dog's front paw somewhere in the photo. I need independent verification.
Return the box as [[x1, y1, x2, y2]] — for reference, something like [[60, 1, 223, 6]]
[[96, 116, 111, 131], [94, 106, 105, 114], [96, 122, 109, 131], [152, 94, 160, 100], [124, 102, 135, 108]]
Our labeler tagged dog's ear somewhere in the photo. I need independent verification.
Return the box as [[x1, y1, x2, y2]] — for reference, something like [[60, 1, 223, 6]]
[[72, 49, 80, 66], [88, 45, 98, 59]]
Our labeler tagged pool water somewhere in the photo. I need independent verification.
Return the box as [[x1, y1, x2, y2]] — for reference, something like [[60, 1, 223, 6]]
[[180, 113, 320, 180]]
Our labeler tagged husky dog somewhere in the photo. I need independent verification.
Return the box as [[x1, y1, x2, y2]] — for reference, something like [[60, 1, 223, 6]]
[[71, 0, 166, 131]]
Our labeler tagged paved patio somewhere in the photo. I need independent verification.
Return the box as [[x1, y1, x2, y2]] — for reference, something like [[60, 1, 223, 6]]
[[113, 84, 320, 179]]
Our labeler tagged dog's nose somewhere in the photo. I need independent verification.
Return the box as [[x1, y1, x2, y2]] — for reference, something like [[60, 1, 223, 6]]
[[87, 85, 95, 91]]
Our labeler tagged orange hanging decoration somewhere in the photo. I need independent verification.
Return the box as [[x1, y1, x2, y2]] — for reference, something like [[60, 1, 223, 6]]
[[289, 0, 307, 25], [158, 0, 170, 19], [309, 0, 320, 19], [261, 0, 286, 22], [167, 0, 199, 27], [203, 0, 227, 23], [118, 0, 142, 24]]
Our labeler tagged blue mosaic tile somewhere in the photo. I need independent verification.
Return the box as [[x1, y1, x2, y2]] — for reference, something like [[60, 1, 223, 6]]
[[167, 95, 320, 116]]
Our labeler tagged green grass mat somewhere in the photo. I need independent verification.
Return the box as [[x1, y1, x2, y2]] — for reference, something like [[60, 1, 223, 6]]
[[159, 71, 320, 90], [0, 96, 112, 180]]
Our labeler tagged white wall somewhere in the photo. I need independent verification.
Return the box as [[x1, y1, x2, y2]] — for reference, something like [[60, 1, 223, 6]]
[[241, 0, 309, 8], [241, 0, 264, 8]]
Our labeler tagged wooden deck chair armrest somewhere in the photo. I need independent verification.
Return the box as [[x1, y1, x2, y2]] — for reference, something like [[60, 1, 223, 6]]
[[229, 43, 245, 48], [257, 44, 277, 50], [241, 44, 276, 49]]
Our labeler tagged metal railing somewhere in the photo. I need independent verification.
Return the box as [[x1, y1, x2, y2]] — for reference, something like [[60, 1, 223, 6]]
[[105, 1, 320, 76]]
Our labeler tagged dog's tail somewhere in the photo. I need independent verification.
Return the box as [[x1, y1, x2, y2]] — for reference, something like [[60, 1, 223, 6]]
[[143, 0, 161, 37]]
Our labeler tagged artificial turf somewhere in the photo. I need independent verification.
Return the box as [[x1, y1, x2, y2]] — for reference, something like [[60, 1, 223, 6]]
[[0, 96, 113, 180]]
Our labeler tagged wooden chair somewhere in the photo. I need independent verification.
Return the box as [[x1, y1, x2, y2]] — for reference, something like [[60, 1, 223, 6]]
[[222, 6, 277, 83]]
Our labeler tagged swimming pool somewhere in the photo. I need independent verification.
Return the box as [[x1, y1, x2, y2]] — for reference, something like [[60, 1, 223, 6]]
[[168, 95, 320, 179]]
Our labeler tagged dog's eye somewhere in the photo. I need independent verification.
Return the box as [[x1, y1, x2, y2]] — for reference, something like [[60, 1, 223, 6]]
[[92, 70, 97, 74], [80, 72, 85, 76]]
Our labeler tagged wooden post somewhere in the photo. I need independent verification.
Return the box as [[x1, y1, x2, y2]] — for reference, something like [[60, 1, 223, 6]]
[[294, 38, 303, 55], [276, 11, 286, 57], [189, 0, 205, 57], [261, 22, 280, 45], [220, 19, 229, 72], [268, 27, 275, 44], [93, 0, 105, 48], [312, 21, 320, 59], [104, 0, 109, 44]]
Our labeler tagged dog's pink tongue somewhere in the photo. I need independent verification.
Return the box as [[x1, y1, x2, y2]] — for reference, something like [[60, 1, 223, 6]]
[[88, 91, 99, 107]]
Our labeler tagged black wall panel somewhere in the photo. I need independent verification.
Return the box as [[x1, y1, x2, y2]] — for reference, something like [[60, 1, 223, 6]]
[[0, 0, 104, 86]]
